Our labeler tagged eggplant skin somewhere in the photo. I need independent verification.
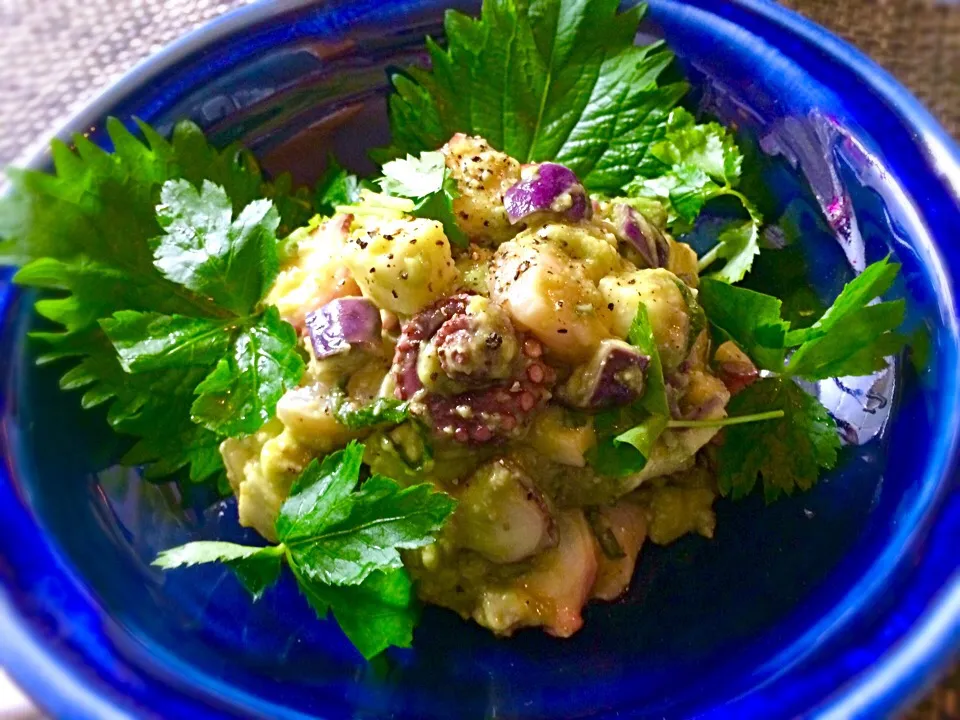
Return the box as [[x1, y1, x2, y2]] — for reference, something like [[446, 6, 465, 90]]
[[559, 339, 649, 409]]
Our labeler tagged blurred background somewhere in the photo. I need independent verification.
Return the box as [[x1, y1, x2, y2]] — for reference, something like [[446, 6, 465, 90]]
[[0, 0, 957, 717]]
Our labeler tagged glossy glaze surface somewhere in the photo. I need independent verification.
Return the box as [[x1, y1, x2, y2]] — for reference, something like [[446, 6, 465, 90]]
[[1, 1, 959, 718]]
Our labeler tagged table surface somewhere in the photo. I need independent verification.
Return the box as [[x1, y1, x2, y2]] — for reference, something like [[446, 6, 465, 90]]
[[0, 0, 957, 718]]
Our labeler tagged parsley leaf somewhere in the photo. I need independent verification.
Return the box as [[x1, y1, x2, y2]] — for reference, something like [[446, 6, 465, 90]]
[[0, 119, 312, 483], [697, 278, 789, 371], [784, 256, 906, 379], [335, 396, 411, 430], [100, 311, 236, 372], [717, 377, 841, 501], [292, 566, 418, 660], [699, 258, 906, 380], [278, 442, 457, 586], [379, 151, 467, 247], [191, 307, 304, 437], [315, 156, 362, 216], [152, 179, 280, 316], [153, 441, 456, 658], [588, 304, 671, 477], [624, 108, 762, 282], [627, 304, 669, 417], [153, 541, 284, 600], [384, 0, 687, 193]]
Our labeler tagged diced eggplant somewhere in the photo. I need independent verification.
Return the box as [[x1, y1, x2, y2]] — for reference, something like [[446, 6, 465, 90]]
[[456, 459, 557, 564], [305, 297, 382, 359], [611, 202, 669, 269], [503, 163, 591, 225], [559, 339, 649, 409]]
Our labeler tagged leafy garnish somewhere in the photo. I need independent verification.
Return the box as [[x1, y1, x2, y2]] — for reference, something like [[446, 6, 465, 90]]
[[190, 307, 304, 436], [335, 396, 411, 430], [784, 256, 906, 379], [383, 0, 687, 193], [698, 278, 789, 371], [152, 179, 281, 316], [624, 108, 763, 282], [0, 119, 313, 483], [588, 304, 670, 476], [716, 378, 841, 501], [315, 156, 362, 216], [153, 442, 457, 658], [627, 304, 669, 417], [700, 257, 906, 380], [379, 151, 467, 247], [701, 258, 906, 498]]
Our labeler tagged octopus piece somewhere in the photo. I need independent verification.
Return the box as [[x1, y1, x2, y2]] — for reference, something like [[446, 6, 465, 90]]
[[391, 293, 555, 443], [455, 459, 557, 564], [473, 510, 599, 638], [589, 501, 648, 601]]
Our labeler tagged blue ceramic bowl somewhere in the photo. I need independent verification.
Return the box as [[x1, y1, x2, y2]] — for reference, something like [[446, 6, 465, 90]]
[[2, 1, 960, 718]]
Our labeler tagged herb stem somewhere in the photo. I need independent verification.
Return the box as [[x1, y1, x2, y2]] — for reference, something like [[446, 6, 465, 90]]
[[697, 242, 725, 272], [667, 410, 784, 429]]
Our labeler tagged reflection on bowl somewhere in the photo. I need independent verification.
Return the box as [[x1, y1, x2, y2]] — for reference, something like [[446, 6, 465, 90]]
[[0, 1, 959, 719]]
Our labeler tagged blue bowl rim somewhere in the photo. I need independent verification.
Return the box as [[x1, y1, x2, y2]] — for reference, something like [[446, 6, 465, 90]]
[[1, 0, 959, 718]]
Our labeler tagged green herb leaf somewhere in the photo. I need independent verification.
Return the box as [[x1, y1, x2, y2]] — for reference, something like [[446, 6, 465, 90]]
[[100, 311, 236, 372], [627, 304, 669, 417], [191, 306, 305, 437], [291, 566, 418, 659], [717, 377, 840, 501], [701, 216, 762, 285], [277, 444, 457, 586], [153, 541, 284, 600], [154, 442, 455, 657], [784, 257, 906, 379], [614, 413, 669, 466], [153, 179, 280, 317], [0, 119, 311, 483], [698, 278, 789, 371], [380, 152, 467, 247], [383, 0, 687, 193], [315, 156, 362, 216], [586, 408, 651, 478], [623, 108, 762, 281], [335, 397, 411, 430]]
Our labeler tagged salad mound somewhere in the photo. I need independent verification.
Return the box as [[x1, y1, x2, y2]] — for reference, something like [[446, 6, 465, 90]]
[[0, 0, 907, 659], [228, 134, 733, 637]]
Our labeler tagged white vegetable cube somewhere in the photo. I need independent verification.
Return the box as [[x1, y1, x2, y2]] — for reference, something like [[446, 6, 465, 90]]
[[599, 268, 691, 371], [345, 217, 459, 315], [443, 134, 521, 244]]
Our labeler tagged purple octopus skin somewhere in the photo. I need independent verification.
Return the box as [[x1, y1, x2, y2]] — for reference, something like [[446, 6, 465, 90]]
[[611, 203, 670, 268], [392, 293, 556, 444], [305, 297, 382, 359], [504, 163, 591, 225]]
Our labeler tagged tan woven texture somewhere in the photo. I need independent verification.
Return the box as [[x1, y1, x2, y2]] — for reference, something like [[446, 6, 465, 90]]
[[0, 0, 957, 717], [781, 0, 960, 137]]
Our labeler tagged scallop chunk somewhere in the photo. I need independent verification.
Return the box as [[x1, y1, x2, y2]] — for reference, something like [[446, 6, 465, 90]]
[[527, 222, 623, 282], [599, 268, 692, 371], [491, 236, 611, 362], [474, 510, 599, 637], [345, 217, 458, 315], [443, 134, 521, 244]]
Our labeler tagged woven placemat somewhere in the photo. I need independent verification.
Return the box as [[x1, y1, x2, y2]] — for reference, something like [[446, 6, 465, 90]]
[[0, 0, 957, 717]]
